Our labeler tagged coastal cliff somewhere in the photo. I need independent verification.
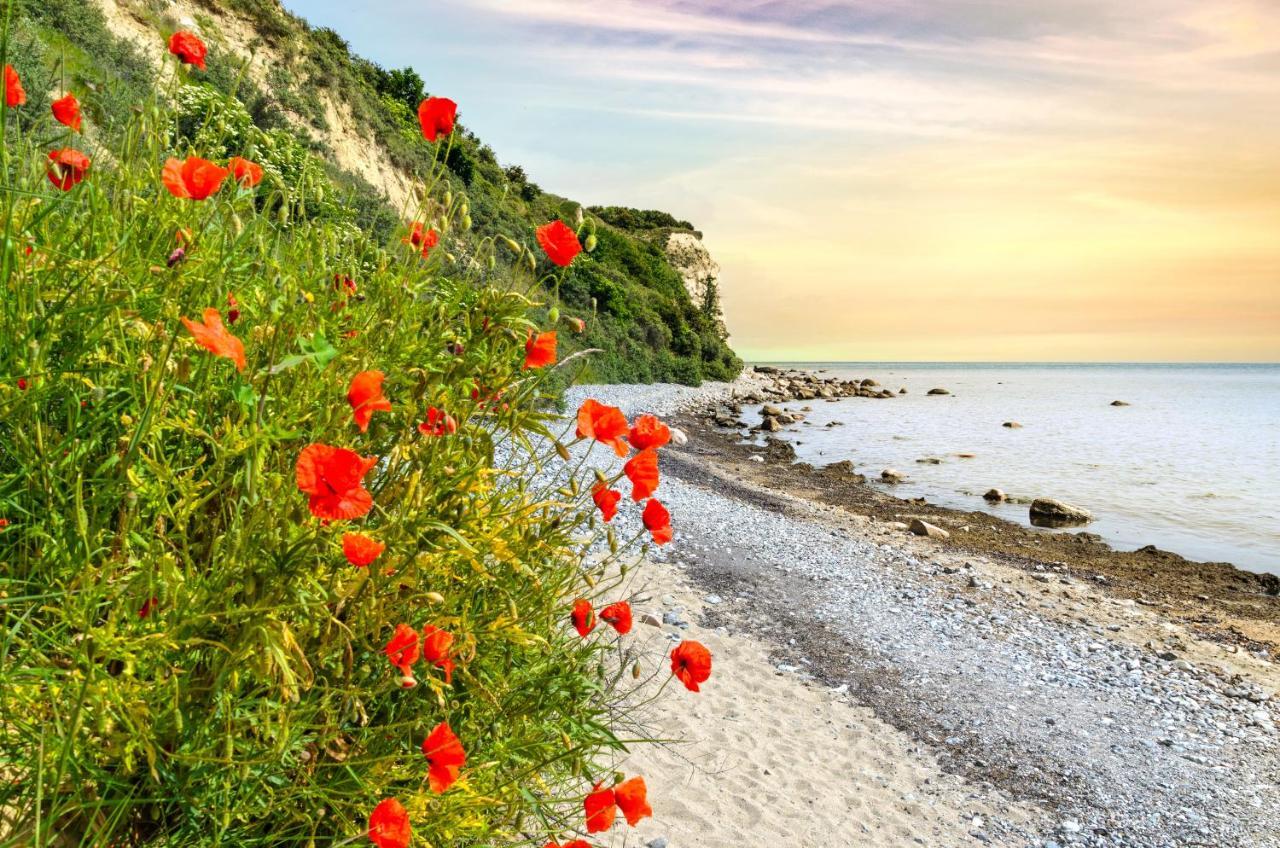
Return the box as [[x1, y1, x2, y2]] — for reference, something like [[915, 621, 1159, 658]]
[[23, 0, 739, 384]]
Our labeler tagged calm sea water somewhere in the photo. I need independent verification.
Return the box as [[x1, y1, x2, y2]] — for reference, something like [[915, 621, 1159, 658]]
[[750, 363, 1280, 575]]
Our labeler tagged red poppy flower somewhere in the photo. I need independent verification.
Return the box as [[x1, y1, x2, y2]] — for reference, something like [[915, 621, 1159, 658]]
[[227, 156, 263, 187], [583, 783, 617, 834], [421, 721, 466, 793], [571, 598, 595, 637], [670, 640, 712, 692], [51, 93, 81, 131], [162, 156, 229, 200], [524, 330, 557, 370], [544, 842, 591, 848], [576, 399, 629, 457], [139, 597, 159, 618], [368, 798, 411, 848], [418, 96, 457, 142], [348, 370, 392, 433], [181, 308, 246, 371], [642, 498, 673, 545], [168, 31, 208, 70], [295, 443, 378, 521], [418, 406, 457, 437], [623, 448, 659, 501], [403, 222, 440, 258], [422, 624, 455, 684], [536, 220, 582, 267], [343, 532, 385, 567], [4, 65, 25, 108], [629, 415, 670, 451], [591, 483, 621, 522], [615, 776, 652, 825], [599, 601, 632, 635], [384, 622, 421, 687], [46, 148, 91, 191], [15, 380, 25, 391], [226, 292, 240, 324]]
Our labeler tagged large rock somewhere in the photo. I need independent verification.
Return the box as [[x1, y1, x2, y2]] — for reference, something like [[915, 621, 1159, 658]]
[[1029, 498, 1092, 527], [908, 518, 950, 539], [761, 404, 783, 417], [759, 416, 782, 433], [1110, 400, 1130, 407], [1002, 421, 1022, 429], [927, 387, 951, 396], [983, 488, 1007, 503], [880, 468, 904, 483]]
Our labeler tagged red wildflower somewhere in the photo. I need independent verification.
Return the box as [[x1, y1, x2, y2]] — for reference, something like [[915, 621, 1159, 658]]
[[418, 407, 457, 437], [168, 31, 208, 70], [4, 65, 25, 108], [571, 598, 595, 637], [628, 414, 670, 451], [46, 148, 90, 191], [384, 623, 421, 687], [348, 370, 392, 433], [226, 292, 240, 324], [642, 498, 674, 545], [139, 597, 159, 618], [16, 379, 26, 391], [421, 721, 466, 793], [591, 482, 621, 522], [418, 96, 457, 142], [615, 776, 652, 826], [544, 842, 591, 848], [576, 399, 629, 457], [670, 640, 712, 692], [403, 222, 440, 258], [567, 316, 586, 333], [368, 798, 411, 848], [181, 308, 246, 371], [524, 330, 557, 370], [227, 156, 263, 187], [536, 221, 582, 267], [162, 156, 229, 200], [599, 601, 632, 635], [51, 93, 81, 131], [343, 533, 385, 567], [422, 624, 456, 684], [295, 443, 378, 521], [583, 783, 617, 834], [623, 448, 659, 501]]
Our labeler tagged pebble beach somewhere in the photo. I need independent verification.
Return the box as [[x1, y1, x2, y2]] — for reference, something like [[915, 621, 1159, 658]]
[[565, 373, 1280, 848]]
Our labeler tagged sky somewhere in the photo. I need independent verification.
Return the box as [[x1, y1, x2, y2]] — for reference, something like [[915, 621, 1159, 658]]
[[283, 0, 1280, 362]]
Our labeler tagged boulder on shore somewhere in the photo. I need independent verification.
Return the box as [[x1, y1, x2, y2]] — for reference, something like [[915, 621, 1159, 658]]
[[1029, 497, 1092, 527], [983, 488, 1007, 503], [927, 388, 951, 396], [908, 518, 950, 539], [880, 468, 904, 483]]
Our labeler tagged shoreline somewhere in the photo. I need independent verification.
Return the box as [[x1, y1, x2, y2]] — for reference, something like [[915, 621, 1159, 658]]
[[683, 366, 1280, 656], [568, 373, 1279, 848]]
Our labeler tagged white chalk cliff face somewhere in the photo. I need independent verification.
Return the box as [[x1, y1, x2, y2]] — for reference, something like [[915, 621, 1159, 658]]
[[93, 0, 418, 212], [665, 232, 727, 332]]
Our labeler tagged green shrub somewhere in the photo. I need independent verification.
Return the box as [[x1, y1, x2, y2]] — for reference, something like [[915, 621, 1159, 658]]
[[0, 44, 672, 847]]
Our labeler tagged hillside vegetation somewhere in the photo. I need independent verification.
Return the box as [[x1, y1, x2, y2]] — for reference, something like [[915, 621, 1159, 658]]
[[7, 0, 740, 385]]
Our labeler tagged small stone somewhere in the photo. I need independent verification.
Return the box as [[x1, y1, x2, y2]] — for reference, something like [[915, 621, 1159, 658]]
[[646, 839, 669, 848], [908, 518, 950, 539], [927, 387, 950, 395], [639, 612, 662, 628], [1002, 421, 1022, 428], [703, 594, 723, 605]]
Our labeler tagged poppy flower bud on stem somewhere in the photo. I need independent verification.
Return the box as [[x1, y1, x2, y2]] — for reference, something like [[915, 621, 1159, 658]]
[[554, 442, 571, 462], [425, 592, 445, 605]]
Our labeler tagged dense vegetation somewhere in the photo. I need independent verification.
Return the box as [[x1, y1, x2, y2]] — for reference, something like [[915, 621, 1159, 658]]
[[7, 0, 740, 385], [1, 16, 706, 847]]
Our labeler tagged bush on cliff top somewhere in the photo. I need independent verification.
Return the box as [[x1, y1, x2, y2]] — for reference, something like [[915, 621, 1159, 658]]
[[0, 29, 704, 847]]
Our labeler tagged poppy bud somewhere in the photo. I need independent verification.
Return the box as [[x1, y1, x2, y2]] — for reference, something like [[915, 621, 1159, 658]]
[[585, 234, 598, 252], [574, 206, 584, 228], [230, 213, 243, 236], [526, 253, 536, 273], [583, 573, 595, 588], [632, 661, 642, 679], [549, 306, 560, 323], [608, 528, 618, 553], [462, 214, 472, 230], [400, 673, 417, 688], [277, 204, 289, 225], [444, 190, 453, 207], [593, 469, 607, 485], [555, 442, 571, 462], [425, 592, 445, 604], [561, 731, 573, 750], [487, 255, 496, 270], [569, 478, 579, 496], [500, 236, 521, 254]]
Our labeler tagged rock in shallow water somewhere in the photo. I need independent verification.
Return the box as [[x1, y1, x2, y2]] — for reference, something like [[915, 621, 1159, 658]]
[[1029, 497, 1093, 527], [983, 488, 1007, 503], [927, 387, 951, 395]]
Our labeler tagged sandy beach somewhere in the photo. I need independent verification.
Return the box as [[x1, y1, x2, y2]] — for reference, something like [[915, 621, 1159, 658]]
[[568, 373, 1280, 848]]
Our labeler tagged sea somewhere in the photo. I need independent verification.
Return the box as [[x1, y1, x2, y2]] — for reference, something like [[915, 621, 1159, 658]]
[[747, 363, 1280, 575]]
